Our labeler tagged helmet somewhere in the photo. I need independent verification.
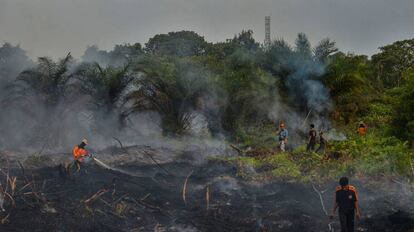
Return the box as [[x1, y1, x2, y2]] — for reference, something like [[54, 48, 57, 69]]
[[82, 138, 88, 145]]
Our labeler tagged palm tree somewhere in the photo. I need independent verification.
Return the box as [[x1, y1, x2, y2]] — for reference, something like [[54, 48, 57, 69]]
[[74, 62, 134, 135], [126, 56, 211, 135], [10, 53, 76, 148], [15, 53, 73, 107]]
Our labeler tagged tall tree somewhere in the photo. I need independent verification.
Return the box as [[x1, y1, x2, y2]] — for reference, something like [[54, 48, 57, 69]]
[[82, 43, 142, 67], [74, 63, 134, 134], [372, 39, 414, 88], [392, 67, 414, 144], [144, 31, 211, 57], [9, 54, 77, 148], [127, 56, 213, 135], [15, 53, 73, 108], [324, 52, 372, 123]]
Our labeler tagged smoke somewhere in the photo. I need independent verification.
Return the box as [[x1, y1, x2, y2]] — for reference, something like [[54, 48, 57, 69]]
[[0, 43, 34, 148], [81, 43, 143, 67], [265, 35, 337, 146], [0, 32, 339, 154]]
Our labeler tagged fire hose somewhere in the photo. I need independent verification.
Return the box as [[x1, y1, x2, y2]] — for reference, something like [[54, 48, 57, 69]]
[[91, 156, 112, 170], [89, 154, 140, 177]]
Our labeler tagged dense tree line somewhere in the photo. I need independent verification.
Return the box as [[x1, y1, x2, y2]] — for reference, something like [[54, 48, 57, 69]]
[[0, 31, 413, 148]]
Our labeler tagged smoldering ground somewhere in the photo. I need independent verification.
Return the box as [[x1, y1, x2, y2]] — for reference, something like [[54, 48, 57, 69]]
[[0, 155, 413, 232]]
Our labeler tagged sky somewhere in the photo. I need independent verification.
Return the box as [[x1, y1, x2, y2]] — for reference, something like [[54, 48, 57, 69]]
[[0, 0, 413, 59]]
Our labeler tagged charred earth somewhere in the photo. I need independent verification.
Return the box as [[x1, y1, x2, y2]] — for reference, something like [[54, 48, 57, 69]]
[[0, 147, 413, 232]]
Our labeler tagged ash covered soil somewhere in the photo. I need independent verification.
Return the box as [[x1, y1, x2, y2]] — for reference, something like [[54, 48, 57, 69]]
[[1, 147, 414, 232]]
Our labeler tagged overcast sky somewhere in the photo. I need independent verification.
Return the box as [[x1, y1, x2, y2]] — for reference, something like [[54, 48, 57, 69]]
[[0, 0, 413, 59]]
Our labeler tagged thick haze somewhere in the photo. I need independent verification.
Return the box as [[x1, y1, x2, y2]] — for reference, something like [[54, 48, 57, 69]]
[[1, 0, 413, 59]]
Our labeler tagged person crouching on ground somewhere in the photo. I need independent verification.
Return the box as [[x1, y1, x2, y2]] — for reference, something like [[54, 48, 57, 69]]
[[73, 139, 90, 172], [277, 122, 288, 152], [331, 177, 361, 232]]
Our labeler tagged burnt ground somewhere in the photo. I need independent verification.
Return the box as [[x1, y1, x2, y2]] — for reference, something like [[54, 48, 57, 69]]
[[0, 157, 414, 232]]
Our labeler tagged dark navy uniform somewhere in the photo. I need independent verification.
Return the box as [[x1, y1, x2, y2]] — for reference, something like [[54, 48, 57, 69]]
[[335, 185, 358, 232]]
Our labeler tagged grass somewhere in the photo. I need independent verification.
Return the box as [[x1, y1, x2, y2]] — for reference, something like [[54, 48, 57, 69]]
[[223, 126, 414, 183]]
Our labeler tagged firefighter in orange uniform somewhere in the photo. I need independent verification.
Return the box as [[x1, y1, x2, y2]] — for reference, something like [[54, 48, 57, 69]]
[[73, 139, 90, 172], [358, 122, 367, 136]]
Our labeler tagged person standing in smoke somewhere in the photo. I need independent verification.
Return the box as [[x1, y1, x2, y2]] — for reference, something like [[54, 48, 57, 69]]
[[307, 124, 317, 152], [316, 131, 327, 154], [277, 122, 288, 152], [331, 177, 361, 232]]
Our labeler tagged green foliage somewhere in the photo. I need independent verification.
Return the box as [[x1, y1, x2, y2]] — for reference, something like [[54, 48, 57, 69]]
[[265, 153, 302, 178], [144, 31, 211, 57], [75, 63, 133, 113], [15, 53, 73, 107], [295, 33, 312, 58], [226, 127, 413, 183], [363, 104, 392, 127], [127, 56, 213, 135], [2, 30, 414, 165], [82, 43, 143, 67], [220, 56, 276, 131], [234, 123, 277, 150], [324, 53, 373, 123], [331, 130, 413, 176], [392, 67, 414, 141], [372, 39, 414, 88], [74, 63, 134, 134]]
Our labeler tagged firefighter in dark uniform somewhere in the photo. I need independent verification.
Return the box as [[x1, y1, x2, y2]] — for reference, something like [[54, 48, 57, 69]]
[[330, 177, 361, 232]]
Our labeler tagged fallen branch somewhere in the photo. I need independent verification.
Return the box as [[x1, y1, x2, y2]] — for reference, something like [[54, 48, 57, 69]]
[[391, 178, 413, 189], [230, 144, 244, 155], [84, 189, 109, 204], [113, 137, 128, 154], [0, 192, 4, 212], [182, 170, 194, 206], [2, 191, 15, 208], [206, 185, 210, 211], [312, 184, 334, 232], [17, 182, 32, 193], [140, 151, 171, 176], [140, 193, 151, 201], [17, 161, 30, 184], [112, 193, 128, 206], [0, 213, 10, 224], [312, 184, 328, 215], [131, 197, 172, 218], [112, 137, 172, 176]]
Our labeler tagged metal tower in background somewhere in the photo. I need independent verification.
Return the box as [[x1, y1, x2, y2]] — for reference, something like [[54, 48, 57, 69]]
[[264, 16, 271, 48]]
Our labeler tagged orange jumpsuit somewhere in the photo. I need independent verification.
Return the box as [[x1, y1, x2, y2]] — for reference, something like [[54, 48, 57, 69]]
[[73, 146, 89, 163], [358, 126, 367, 136]]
